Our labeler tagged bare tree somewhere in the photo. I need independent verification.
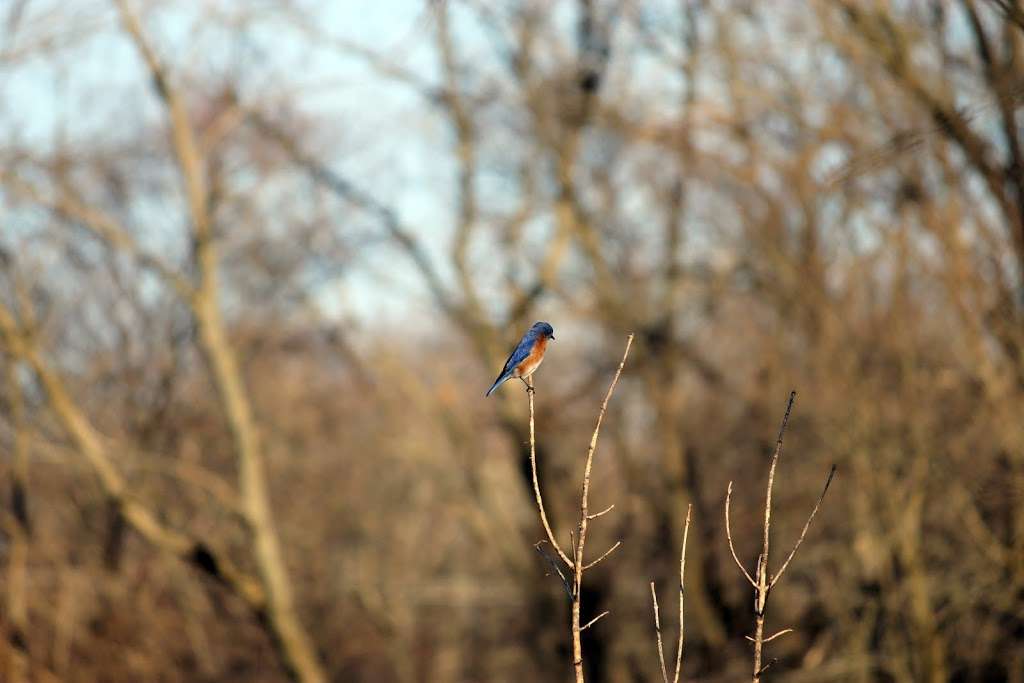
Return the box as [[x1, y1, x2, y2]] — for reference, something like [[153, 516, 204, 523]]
[[0, 1, 328, 679], [725, 392, 835, 681], [528, 334, 633, 682]]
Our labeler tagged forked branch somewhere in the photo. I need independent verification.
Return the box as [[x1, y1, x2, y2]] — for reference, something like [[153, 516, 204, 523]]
[[722, 392, 836, 683], [527, 334, 632, 683]]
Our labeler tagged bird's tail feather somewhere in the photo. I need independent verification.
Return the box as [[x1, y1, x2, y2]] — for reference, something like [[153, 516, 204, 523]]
[[485, 373, 510, 397]]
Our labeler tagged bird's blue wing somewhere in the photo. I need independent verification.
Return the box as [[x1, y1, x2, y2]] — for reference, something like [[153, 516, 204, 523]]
[[501, 332, 536, 374], [485, 329, 538, 396]]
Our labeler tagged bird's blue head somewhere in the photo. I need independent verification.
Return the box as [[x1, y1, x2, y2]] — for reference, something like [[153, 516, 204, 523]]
[[531, 321, 555, 340]]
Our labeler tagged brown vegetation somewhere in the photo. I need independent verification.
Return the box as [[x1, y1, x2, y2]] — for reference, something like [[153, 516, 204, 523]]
[[3, 1, 1024, 681]]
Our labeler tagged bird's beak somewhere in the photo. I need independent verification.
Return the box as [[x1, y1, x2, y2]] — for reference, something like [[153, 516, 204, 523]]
[[550, 335, 555, 341]]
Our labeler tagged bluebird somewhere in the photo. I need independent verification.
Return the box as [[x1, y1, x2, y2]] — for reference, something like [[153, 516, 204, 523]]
[[485, 322, 556, 396]]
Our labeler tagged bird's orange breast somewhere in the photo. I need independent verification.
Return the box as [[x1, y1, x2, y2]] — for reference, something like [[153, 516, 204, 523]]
[[514, 337, 548, 378]]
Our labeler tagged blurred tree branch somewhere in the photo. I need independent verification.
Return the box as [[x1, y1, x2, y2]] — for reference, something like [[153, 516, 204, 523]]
[[112, 1, 327, 680]]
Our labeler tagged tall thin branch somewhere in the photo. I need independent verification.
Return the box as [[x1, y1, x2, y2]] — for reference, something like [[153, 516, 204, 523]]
[[752, 391, 796, 683], [672, 504, 691, 683], [527, 376, 574, 567], [651, 503, 692, 683], [761, 391, 796, 569], [651, 582, 670, 683], [571, 333, 633, 683]]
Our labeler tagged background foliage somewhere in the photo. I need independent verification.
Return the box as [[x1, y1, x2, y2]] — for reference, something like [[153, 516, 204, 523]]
[[2, 1, 1024, 681]]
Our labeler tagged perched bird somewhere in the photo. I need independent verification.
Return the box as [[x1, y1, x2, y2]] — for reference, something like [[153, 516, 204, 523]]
[[485, 322, 556, 396]]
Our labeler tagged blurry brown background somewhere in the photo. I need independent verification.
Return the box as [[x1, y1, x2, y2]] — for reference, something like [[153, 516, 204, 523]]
[[2, 1, 1024, 681]]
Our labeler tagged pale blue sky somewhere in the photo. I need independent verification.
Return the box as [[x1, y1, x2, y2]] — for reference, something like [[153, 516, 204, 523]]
[[1, 1, 470, 326]]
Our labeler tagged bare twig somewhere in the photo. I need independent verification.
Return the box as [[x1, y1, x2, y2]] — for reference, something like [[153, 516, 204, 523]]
[[745, 628, 793, 644], [533, 542, 573, 599], [651, 582, 670, 683], [580, 611, 610, 631], [582, 540, 621, 570], [762, 391, 797, 567], [746, 629, 790, 644], [752, 391, 795, 683], [726, 481, 757, 588], [588, 504, 615, 520], [770, 465, 837, 589], [527, 376, 574, 567], [672, 505, 691, 683], [756, 658, 779, 676], [650, 503, 691, 683]]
